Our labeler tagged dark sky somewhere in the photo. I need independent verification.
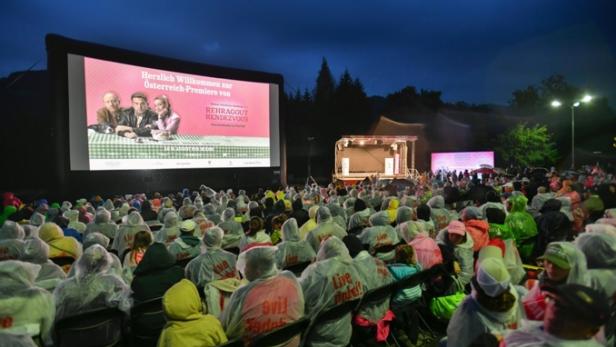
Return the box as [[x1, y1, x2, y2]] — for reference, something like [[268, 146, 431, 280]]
[[1, 0, 615, 105]]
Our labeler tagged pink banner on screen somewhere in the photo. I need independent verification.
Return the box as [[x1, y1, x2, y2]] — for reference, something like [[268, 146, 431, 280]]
[[431, 151, 494, 173], [84, 57, 270, 137]]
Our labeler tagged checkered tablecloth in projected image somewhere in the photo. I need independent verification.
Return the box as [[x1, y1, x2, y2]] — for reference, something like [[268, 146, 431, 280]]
[[88, 133, 269, 159]]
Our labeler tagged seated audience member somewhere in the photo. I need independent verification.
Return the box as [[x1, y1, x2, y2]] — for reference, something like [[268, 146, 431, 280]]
[[461, 206, 490, 252], [156, 211, 181, 245], [139, 200, 158, 222], [222, 246, 304, 345], [446, 256, 525, 347], [157, 198, 177, 224], [0, 261, 55, 346], [20, 237, 66, 291], [185, 227, 238, 287], [85, 208, 118, 239], [306, 206, 348, 253], [157, 279, 227, 347], [115, 92, 157, 138], [204, 204, 221, 225], [575, 232, 616, 299], [95, 91, 123, 129], [111, 211, 151, 258], [218, 208, 244, 249], [358, 211, 400, 261], [395, 205, 413, 226], [504, 194, 538, 261], [299, 205, 320, 240], [67, 232, 125, 281], [504, 284, 609, 347], [387, 244, 423, 305], [269, 213, 288, 245], [63, 210, 86, 234], [131, 242, 184, 303], [275, 218, 316, 270], [0, 220, 25, 261], [290, 198, 309, 228], [38, 222, 83, 263], [53, 245, 130, 321], [153, 95, 181, 135], [533, 199, 572, 260], [239, 216, 272, 252], [168, 219, 201, 261], [522, 241, 589, 321], [178, 197, 196, 220], [436, 220, 475, 288], [347, 208, 370, 236], [300, 237, 363, 347], [122, 230, 152, 283]]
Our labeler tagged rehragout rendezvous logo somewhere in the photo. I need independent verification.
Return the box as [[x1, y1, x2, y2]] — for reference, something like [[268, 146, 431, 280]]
[[205, 103, 249, 128]]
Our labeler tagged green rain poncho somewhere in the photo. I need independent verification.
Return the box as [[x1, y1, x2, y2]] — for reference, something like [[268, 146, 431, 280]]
[[504, 195, 537, 261]]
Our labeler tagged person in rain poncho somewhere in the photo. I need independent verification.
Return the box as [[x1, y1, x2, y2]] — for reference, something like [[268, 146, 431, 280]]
[[504, 194, 538, 261], [479, 190, 507, 218], [185, 226, 238, 287], [385, 198, 400, 224], [275, 218, 316, 270], [222, 246, 304, 346], [67, 232, 125, 283], [300, 236, 363, 347], [358, 211, 400, 261], [446, 255, 526, 347], [166, 219, 201, 261], [347, 206, 371, 236], [38, 222, 82, 262], [131, 242, 184, 303], [20, 237, 66, 291], [218, 208, 244, 249], [157, 197, 177, 223], [157, 279, 227, 347], [111, 211, 151, 258], [306, 206, 348, 253], [461, 206, 490, 252], [528, 186, 554, 217], [53, 245, 131, 321], [178, 197, 197, 220], [505, 283, 609, 347], [428, 195, 453, 231], [239, 216, 272, 252], [522, 241, 590, 321], [63, 209, 86, 234], [204, 204, 221, 225], [85, 208, 118, 239], [485, 208, 514, 240], [533, 199, 572, 260], [327, 202, 347, 230], [0, 260, 55, 346], [395, 206, 413, 226], [156, 211, 181, 245], [343, 235, 396, 345], [436, 220, 475, 288], [0, 220, 25, 261], [299, 205, 320, 240]]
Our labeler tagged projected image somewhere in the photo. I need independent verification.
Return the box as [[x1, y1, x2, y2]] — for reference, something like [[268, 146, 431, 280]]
[[74, 56, 275, 170], [431, 151, 494, 173]]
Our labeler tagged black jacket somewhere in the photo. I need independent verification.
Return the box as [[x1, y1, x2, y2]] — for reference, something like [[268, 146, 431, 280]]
[[119, 108, 157, 136]]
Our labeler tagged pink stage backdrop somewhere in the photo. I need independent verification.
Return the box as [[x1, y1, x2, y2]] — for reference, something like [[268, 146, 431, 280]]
[[431, 151, 494, 173], [84, 57, 270, 137]]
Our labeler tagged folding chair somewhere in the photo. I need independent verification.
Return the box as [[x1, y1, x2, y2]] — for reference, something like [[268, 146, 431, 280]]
[[301, 298, 360, 347], [353, 281, 398, 347], [283, 261, 312, 277], [130, 297, 165, 347], [54, 307, 125, 347], [251, 316, 310, 347]]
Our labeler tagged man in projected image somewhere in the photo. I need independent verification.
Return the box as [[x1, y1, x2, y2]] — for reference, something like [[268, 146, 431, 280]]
[[96, 91, 124, 130], [115, 92, 157, 139]]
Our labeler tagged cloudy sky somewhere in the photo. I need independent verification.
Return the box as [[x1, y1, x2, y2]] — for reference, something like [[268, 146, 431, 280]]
[[1, 0, 615, 105]]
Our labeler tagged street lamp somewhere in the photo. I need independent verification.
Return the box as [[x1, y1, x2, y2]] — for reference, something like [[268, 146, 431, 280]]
[[551, 94, 592, 169]]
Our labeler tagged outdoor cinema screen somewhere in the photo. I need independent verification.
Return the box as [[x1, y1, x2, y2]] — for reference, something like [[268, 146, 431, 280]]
[[431, 151, 494, 173], [67, 54, 280, 171]]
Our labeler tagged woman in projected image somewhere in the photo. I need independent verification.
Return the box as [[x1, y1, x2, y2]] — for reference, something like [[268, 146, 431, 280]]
[[153, 95, 180, 135]]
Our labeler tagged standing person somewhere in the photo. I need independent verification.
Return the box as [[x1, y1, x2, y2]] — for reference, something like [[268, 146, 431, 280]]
[[95, 91, 124, 129], [153, 95, 180, 135], [116, 92, 157, 138]]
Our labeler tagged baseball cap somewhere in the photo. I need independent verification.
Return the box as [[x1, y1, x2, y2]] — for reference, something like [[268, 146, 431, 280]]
[[180, 220, 197, 232], [537, 243, 572, 270], [541, 283, 610, 326], [447, 220, 466, 236]]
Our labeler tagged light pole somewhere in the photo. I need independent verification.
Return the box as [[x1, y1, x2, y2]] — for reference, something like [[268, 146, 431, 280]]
[[551, 95, 592, 169]]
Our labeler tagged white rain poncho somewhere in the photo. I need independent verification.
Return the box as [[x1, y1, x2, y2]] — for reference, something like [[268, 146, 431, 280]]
[[185, 227, 238, 287], [275, 218, 316, 270], [428, 195, 453, 230], [446, 259, 526, 347], [585, 223, 616, 237], [53, 245, 131, 321], [529, 192, 555, 216], [436, 227, 475, 287], [63, 209, 86, 233], [69, 232, 125, 282], [177, 197, 196, 219], [28, 212, 45, 227], [84, 208, 118, 239], [20, 237, 66, 291], [306, 207, 348, 253], [396, 220, 434, 243], [219, 208, 244, 249], [479, 201, 507, 218], [111, 211, 151, 257], [327, 203, 347, 230], [300, 237, 363, 347], [347, 208, 371, 232], [204, 204, 221, 225], [22, 225, 38, 239], [0, 332, 38, 347], [157, 198, 176, 223], [396, 206, 413, 225], [0, 261, 55, 345], [575, 232, 616, 301], [0, 221, 25, 261], [358, 211, 400, 261], [504, 321, 604, 347], [156, 211, 181, 245], [222, 247, 304, 344], [352, 250, 395, 322]]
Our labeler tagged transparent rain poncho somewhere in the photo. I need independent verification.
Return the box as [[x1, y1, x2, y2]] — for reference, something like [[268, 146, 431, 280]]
[[20, 237, 66, 290], [396, 206, 413, 225], [111, 212, 151, 257], [69, 232, 125, 282], [222, 246, 304, 344], [504, 195, 537, 260], [53, 245, 131, 321], [185, 227, 238, 287], [358, 211, 399, 261], [306, 207, 348, 253], [275, 218, 316, 269], [352, 250, 394, 322], [85, 208, 118, 239], [575, 232, 616, 301], [428, 195, 454, 230], [63, 209, 87, 234], [299, 237, 363, 347], [156, 211, 181, 244], [0, 221, 25, 261], [219, 208, 244, 249], [327, 203, 347, 230]]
